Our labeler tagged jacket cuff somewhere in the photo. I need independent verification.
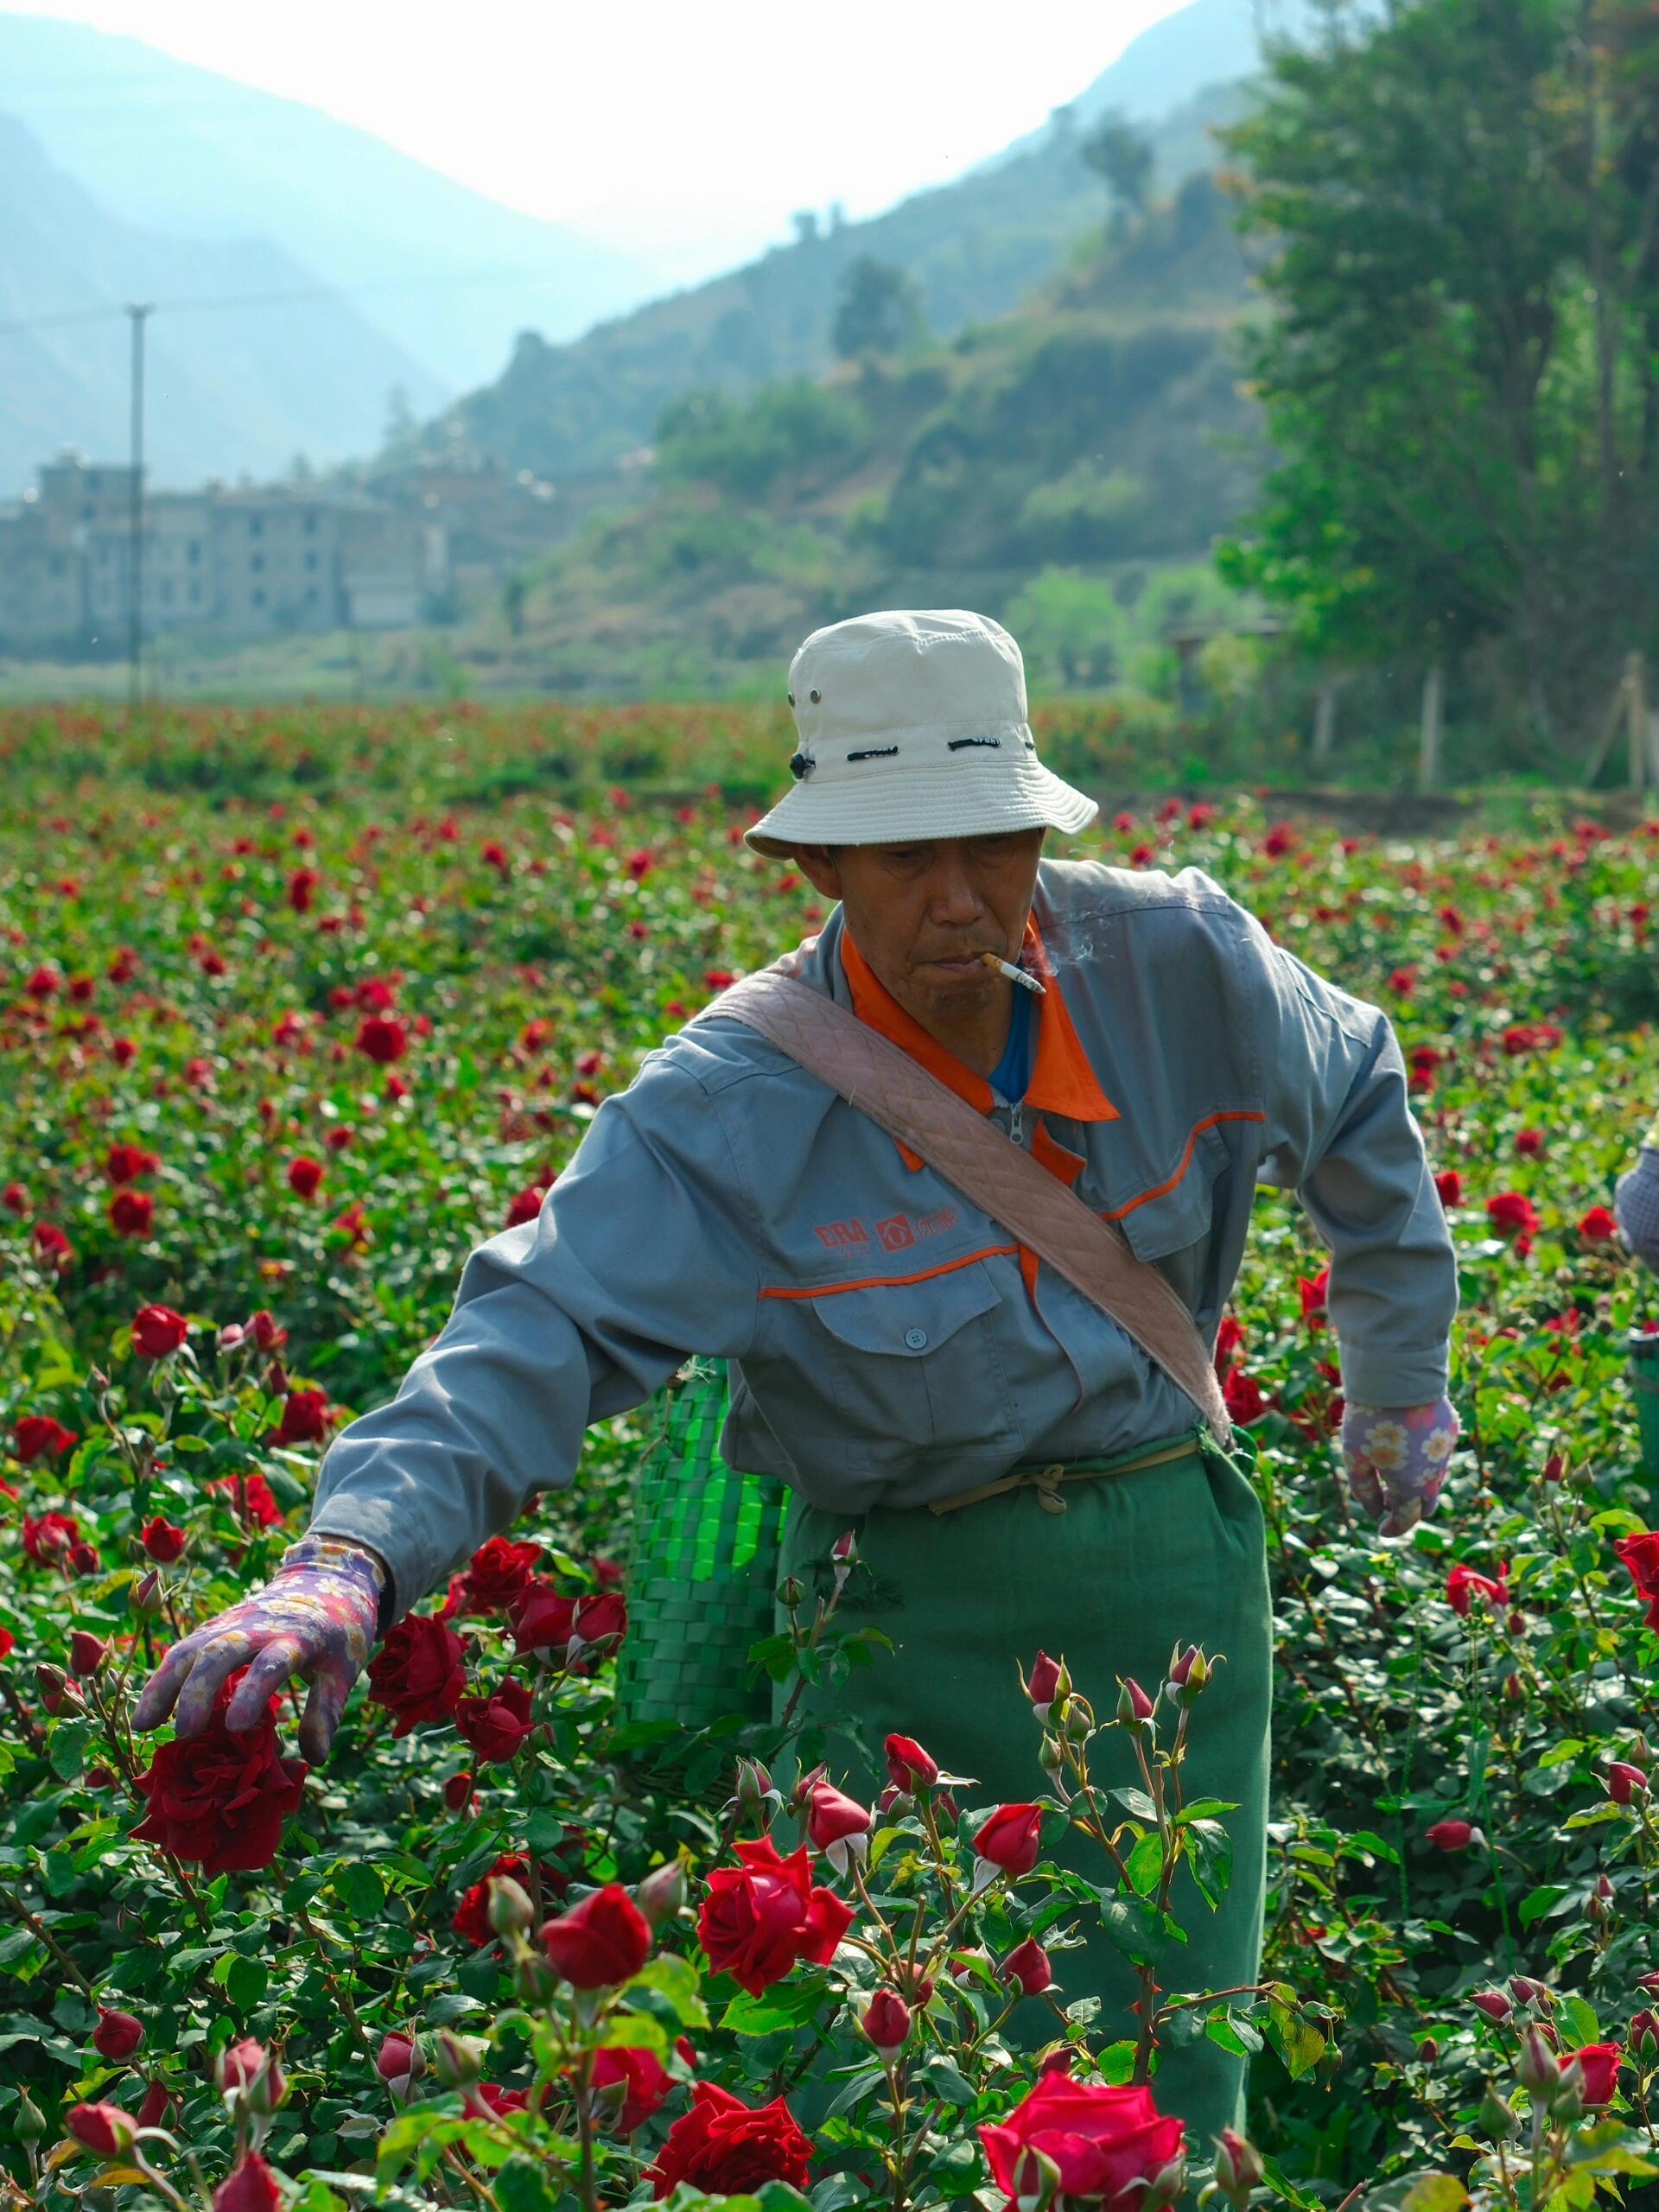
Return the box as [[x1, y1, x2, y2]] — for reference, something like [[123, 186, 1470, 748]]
[[1337, 1344, 1451, 1410]]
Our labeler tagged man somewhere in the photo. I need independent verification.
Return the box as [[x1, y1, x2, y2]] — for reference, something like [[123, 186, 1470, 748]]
[[1617, 1115, 1659, 1273], [136, 607, 1460, 2148]]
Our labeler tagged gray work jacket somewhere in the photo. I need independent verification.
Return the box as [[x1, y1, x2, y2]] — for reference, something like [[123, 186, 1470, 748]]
[[310, 859, 1458, 1617]]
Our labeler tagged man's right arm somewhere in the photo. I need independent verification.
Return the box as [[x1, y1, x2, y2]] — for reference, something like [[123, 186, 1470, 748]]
[[308, 1054, 764, 1619]]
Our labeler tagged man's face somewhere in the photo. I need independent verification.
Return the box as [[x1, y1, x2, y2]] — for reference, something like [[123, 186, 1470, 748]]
[[793, 830, 1046, 1029]]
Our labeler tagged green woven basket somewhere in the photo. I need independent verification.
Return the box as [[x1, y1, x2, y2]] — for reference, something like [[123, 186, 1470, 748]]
[[1631, 1329, 1659, 1483], [616, 1359, 789, 1731]]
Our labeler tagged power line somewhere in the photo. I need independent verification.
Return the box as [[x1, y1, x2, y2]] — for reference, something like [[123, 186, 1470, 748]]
[[0, 261, 598, 340]]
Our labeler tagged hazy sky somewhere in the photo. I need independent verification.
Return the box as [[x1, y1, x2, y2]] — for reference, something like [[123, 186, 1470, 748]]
[[16, 0, 1195, 273]]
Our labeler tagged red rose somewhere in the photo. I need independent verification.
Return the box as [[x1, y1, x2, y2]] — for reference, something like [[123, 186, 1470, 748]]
[[1212, 1314, 1245, 1375], [1616, 1532, 1659, 1628], [1027, 1651, 1063, 1709], [14, 1414, 78, 1464], [1446, 1563, 1509, 1618], [1003, 1936, 1052, 1995], [593, 2041, 691, 2133], [1607, 1762, 1649, 1805], [1485, 1192, 1540, 1237], [454, 1678, 533, 1764], [356, 1015, 408, 1065], [1516, 1128, 1546, 1158], [569, 1592, 627, 1665], [451, 1848, 582, 1945], [248, 1310, 288, 1351], [131, 1667, 307, 1877], [1435, 1169, 1464, 1207], [213, 2155, 283, 2212], [136, 2081, 175, 2130], [505, 1188, 544, 1228], [973, 1803, 1046, 1878], [509, 1582, 575, 1656], [1579, 1205, 1620, 1243], [465, 2082, 531, 2119], [979, 2076, 1185, 2212], [110, 1190, 155, 1238], [806, 1781, 873, 1858], [22, 1510, 79, 1564], [286, 1157, 323, 1200], [538, 1883, 652, 1988], [458, 1537, 543, 1613], [365, 1617, 467, 1736], [1560, 2042, 1622, 2107], [105, 1143, 158, 1185], [861, 1987, 912, 2053], [697, 1836, 855, 1995], [271, 1389, 330, 1446], [218, 2037, 287, 2106], [885, 1734, 939, 1791], [141, 1516, 188, 1563], [645, 2082, 812, 2199], [1427, 1820, 1476, 1852], [207, 1473, 284, 1529], [132, 1305, 188, 1358], [1223, 1369, 1267, 1423]]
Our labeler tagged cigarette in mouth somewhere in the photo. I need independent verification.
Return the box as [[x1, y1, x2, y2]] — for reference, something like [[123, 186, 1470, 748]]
[[980, 951, 1047, 996]]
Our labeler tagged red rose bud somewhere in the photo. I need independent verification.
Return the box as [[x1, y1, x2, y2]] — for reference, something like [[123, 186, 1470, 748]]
[[1510, 1976, 1555, 2011], [487, 1875, 535, 1939], [805, 1781, 873, 1872], [92, 2008, 144, 2060], [779, 1575, 805, 1611], [634, 1860, 688, 1930], [830, 1529, 858, 1589], [1062, 1694, 1096, 1741], [1116, 1677, 1155, 1730], [1427, 1819, 1478, 1852], [130, 1305, 188, 1358], [861, 1987, 912, 2056], [1165, 1643, 1209, 1706], [1544, 1452, 1566, 1483], [1631, 2011, 1659, 2060], [538, 1883, 652, 1989], [435, 2031, 486, 2089], [135, 2080, 174, 2130], [1418, 2037, 1440, 2063], [130, 1569, 167, 1618], [376, 2031, 424, 2086], [884, 1734, 939, 1793], [213, 2155, 284, 2212], [1637, 1972, 1659, 1995], [1518, 2024, 1560, 2095], [218, 2037, 288, 2113], [1003, 1936, 1052, 1996], [1503, 1672, 1524, 1702], [69, 1632, 109, 1677], [1608, 1762, 1650, 1804], [1471, 1989, 1513, 2024], [1025, 1649, 1065, 1718], [67, 1543, 102, 1578], [972, 1802, 1046, 1881], [443, 1770, 474, 1810], [1213, 2127, 1265, 2197], [729, 1756, 778, 1826], [67, 2101, 137, 2158]]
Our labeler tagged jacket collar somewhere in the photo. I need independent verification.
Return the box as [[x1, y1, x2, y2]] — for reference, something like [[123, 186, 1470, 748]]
[[838, 914, 1120, 1126]]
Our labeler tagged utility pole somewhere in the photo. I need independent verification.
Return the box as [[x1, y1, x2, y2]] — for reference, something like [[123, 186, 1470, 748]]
[[125, 302, 153, 714]]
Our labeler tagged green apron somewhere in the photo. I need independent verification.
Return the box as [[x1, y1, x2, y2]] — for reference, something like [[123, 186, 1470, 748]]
[[773, 1423, 1272, 2155]]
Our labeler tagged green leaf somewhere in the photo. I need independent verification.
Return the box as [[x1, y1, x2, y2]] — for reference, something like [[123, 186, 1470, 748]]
[[332, 1863, 385, 1921], [720, 1976, 831, 2035], [923, 2056, 976, 2106], [1559, 1993, 1600, 2047], [629, 1953, 709, 2029], [1518, 1884, 1568, 1929], [1125, 1830, 1165, 1898], [48, 1720, 92, 1782], [494, 2153, 563, 2212], [1096, 1895, 1169, 1968], [1174, 1799, 1240, 1825], [1401, 2178, 1468, 2212], [226, 1955, 268, 2010], [1339, 1829, 1402, 1866], [599, 2012, 668, 2052]]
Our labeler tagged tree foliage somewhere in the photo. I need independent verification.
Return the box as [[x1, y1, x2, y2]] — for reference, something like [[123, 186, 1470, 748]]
[[1214, 0, 1659, 734]]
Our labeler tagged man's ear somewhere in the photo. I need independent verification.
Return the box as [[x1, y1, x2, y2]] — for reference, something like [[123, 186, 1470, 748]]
[[792, 844, 845, 901]]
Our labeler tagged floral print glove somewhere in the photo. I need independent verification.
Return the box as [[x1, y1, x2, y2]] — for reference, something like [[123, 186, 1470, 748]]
[[1341, 1395, 1461, 1536], [133, 1535, 385, 1763]]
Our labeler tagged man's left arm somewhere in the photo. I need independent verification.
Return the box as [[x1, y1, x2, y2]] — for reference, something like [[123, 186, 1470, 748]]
[[1226, 897, 1461, 1532]]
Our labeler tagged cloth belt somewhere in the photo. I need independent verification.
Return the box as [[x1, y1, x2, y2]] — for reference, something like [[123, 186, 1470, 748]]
[[926, 1432, 1203, 1516]]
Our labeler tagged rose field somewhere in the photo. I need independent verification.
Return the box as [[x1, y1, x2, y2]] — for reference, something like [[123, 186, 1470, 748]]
[[3, 701, 1659, 2212]]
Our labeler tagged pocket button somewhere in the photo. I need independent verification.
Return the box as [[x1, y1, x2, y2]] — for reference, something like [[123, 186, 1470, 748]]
[[903, 1326, 928, 1350]]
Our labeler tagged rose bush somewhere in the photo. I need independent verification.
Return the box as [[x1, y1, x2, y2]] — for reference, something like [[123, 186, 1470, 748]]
[[0, 715, 1656, 2209]]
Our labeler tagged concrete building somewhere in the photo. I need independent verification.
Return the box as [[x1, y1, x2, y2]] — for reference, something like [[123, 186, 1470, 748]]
[[0, 503, 85, 653]]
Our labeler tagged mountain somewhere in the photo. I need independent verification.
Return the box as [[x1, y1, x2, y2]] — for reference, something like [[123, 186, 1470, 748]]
[[396, 73, 1262, 486], [0, 11, 665, 395], [0, 113, 449, 494]]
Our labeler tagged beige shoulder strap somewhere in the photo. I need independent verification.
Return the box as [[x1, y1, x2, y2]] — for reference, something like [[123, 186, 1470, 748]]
[[697, 968, 1232, 1449]]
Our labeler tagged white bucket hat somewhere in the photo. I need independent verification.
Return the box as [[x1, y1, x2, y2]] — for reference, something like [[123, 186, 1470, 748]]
[[744, 607, 1100, 857]]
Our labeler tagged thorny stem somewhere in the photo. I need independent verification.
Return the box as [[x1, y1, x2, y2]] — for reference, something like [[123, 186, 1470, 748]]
[[296, 1907, 378, 2063], [0, 1882, 98, 1998]]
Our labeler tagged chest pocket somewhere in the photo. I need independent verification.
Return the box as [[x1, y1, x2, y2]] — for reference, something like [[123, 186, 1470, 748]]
[[806, 1257, 1018, 1455], [1112, 1123, 1231, 1313]]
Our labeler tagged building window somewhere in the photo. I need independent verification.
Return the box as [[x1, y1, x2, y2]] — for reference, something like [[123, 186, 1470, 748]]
[[303, 513, 316, 535], [250, 516, 263, 537], [188, 542, 200, 563], [251, 553, 264, 573], [251, 588, 264, 607]]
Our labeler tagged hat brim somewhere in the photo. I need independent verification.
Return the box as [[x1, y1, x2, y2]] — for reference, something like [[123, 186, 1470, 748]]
[[743, 755, 1099, 858]]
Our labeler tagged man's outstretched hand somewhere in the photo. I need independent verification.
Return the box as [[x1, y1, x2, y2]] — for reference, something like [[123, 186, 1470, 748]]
[[133, 1535, 385, 1764], [1342, 1395, 1461, 1537]]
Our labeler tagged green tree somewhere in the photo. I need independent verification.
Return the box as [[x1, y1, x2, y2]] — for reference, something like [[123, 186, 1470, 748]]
[[1006, 567, 1133, 689], [1213, 0, 1659, 737], [1079, 110, 1155, 218], [830, 256, 930, 362]]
